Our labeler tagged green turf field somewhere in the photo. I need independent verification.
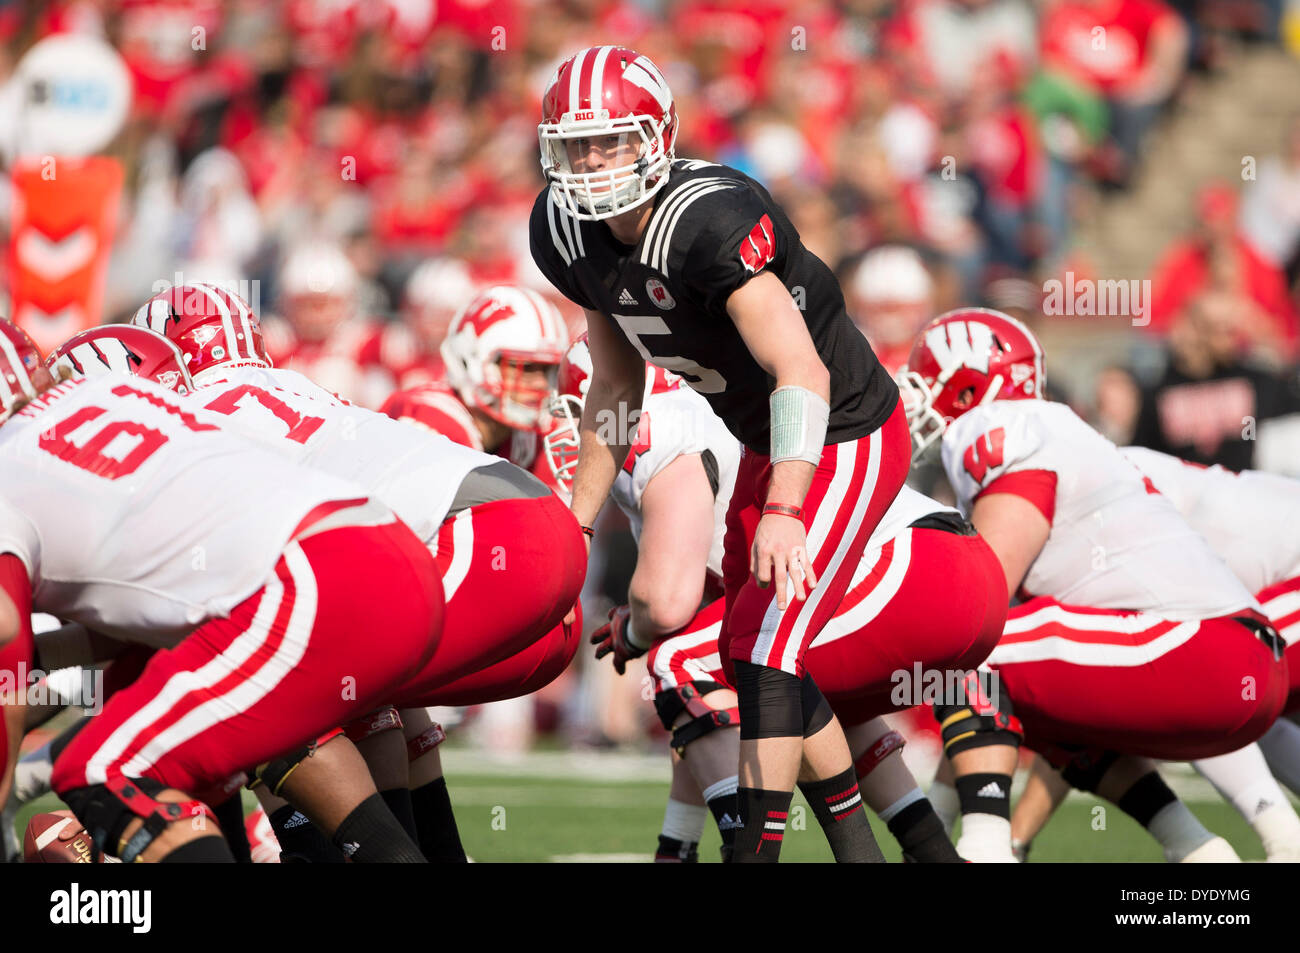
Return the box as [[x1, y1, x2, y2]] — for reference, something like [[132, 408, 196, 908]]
[[11, 764, 1275, 862]]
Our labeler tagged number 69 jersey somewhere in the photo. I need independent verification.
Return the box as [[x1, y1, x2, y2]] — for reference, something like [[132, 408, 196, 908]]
[[941, 399, 1257, 619], [610, 386, 739, 577], [0, 375, 371, 644], [187, 365, 497, 543]]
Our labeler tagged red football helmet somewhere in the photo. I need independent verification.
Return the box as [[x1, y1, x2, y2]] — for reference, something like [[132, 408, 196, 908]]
[[131, 282, 270, 382], [0, 320, 43, 420], [48, 326, 196, 394], [539, 45, 678, 221], [543, 333, 682, 492], [899, 308, 1044, 459]]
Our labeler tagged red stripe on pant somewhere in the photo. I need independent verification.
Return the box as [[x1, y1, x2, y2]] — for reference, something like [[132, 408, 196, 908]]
[[721, 400, 911, 678], [400, 494, 586, 699], [646, 598, 728, 694], [989, 597, 1288, 761], [1254, 574, 1300, 712], [51, 518, 443, 795], [806, 528, 1007, 726]]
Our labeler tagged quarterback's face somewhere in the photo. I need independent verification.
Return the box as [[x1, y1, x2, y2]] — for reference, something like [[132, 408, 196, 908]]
[[563, 133, 641, 176]]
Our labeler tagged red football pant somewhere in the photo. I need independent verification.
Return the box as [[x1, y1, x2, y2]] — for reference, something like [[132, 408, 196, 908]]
[[647, 599, 728, 694], [51, 515, 443, 795], [0, 554, 32, 804], [989, 598, 1288, 762], [417, 607, 582, 707], [804, 527, 1008, 726], [721, 400, 911, 677], [1254, 574, 1300, 712], [398, 494, 586, 699]]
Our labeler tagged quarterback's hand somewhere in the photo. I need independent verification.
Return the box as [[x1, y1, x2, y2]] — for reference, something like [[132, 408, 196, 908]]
[[590, 605, 646, 675], [751, 513, 818, 611]]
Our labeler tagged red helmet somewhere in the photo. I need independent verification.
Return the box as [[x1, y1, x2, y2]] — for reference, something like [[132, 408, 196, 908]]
[[131, 283, 270, 382], [539, 46, 678, 221], [899, 308, 1044, 458], [0, 320, 44, 420], [543, 333, 682, 492], [48, 326, 196, 394]]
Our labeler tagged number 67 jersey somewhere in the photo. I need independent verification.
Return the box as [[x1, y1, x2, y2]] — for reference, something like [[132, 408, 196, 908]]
[[0, 374, 373, 645]]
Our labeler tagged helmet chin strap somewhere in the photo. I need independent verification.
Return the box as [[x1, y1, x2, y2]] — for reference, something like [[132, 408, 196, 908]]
[[978, 374, 1005, 406]]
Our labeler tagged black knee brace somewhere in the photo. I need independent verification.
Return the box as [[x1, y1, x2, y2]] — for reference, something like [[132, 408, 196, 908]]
[[62, 776, 208, 863], [247, 727, 346, 796], [654, 682, 738, 756], [736, 662, 803, 740], [932, 670, 1023, 757], [801, 673, 834, 738]]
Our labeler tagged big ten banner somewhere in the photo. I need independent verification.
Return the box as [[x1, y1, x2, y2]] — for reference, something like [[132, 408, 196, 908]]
[[7, 33, 131, 351], [10, 158, 124, 352]]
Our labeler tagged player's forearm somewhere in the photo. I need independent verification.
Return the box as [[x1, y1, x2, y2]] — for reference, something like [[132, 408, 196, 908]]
[[766, 459, 816, 509], [570, 375, 642, 527]]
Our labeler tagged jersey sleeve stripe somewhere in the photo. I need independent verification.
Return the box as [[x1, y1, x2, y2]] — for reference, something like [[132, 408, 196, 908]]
[[656, 182, 741, 274], [976, 469, 1058, 524], [547, 196, 574, 266]]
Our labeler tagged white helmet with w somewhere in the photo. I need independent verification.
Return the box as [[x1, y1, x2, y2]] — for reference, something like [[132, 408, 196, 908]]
[[440, 284, 570, 431]]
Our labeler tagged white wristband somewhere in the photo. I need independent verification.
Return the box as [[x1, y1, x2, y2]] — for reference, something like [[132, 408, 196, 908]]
[[624, 614, 650, 650], [769, 385, 829, 464]]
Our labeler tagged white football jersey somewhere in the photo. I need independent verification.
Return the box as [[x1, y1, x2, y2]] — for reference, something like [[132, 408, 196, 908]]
[[0, 375, 369, 645], [190, 366, 497, 544], [942, 400, 1257, 619], [612, 387, 739, 577], [1123, 446, 1300, 594]]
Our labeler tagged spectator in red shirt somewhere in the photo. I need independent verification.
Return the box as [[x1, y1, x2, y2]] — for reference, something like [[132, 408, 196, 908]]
[[1148, 182, 1299, 355], [1041, 0, 1190, 186]]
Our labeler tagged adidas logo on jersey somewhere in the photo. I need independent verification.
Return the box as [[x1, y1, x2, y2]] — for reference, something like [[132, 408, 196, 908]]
[[618, 288, 638, 306], [976, 781, 1006, 799]]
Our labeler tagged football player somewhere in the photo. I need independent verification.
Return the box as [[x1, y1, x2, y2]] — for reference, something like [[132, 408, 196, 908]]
[[898, 308, 1287, 862], [1008, 446, 1300, 861], [123, 286, 588, 861], [0, 319, 445, 862], [381, 283, 571, 497], [551, 336, 1003, 862], [530, 45, 910, 862]]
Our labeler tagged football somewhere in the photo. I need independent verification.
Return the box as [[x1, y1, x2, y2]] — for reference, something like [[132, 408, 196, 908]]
[[23, 810, 97, 864]]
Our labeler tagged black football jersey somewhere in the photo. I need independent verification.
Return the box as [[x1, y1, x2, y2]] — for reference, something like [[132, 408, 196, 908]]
[[529, 160, 898, 453]]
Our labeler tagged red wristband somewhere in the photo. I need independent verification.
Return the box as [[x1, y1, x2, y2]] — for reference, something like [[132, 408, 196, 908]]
[[580, 525, 596, 539], [762, 503, 804, 521]]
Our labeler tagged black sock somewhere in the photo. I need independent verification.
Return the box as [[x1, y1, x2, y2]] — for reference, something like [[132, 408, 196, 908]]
[[799, 768, 885, 863], [269, 804, 345, 863], [410, 777, 468, 863], [212, 795, 252, 864], [706, 790, 740, 863], [331, 793, 426, 863], [380, 787, 419, 843], [732, 788, 793, 863], [887, 799, 962, 862], [654, 835, 698, 862], [158, 836, 236, 863], [955, 772, 1012, 819], [1118, 772, 1178, 827]]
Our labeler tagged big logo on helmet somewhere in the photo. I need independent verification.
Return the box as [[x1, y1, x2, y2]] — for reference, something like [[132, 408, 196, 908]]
[[739, 215, 775, 274], [926, 321, 994, 379]]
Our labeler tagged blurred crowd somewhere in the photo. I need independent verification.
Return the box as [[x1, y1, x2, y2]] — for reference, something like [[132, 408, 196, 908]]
[[1, 0, 1300, 749]]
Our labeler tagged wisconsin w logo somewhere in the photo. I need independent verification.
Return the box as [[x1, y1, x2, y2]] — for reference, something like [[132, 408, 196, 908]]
[[925, 321, 994, 377]]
